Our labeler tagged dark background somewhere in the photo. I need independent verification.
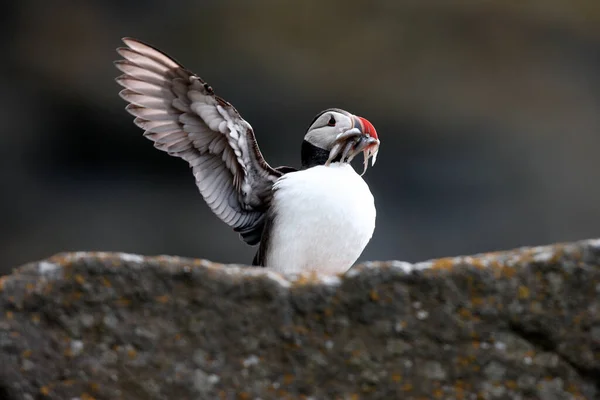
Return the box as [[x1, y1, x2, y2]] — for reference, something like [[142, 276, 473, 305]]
[[2, 0, 600, 274]]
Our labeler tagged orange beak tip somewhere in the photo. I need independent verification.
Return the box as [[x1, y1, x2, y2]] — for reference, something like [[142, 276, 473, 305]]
[[357, 116, 378, 140]]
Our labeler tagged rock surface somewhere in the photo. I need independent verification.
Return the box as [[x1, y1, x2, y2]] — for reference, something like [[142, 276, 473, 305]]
[[1, 239, 599, 400]]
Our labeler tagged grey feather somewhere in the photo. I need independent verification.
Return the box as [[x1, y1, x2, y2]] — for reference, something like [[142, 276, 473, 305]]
[[115, 37, 297, 246], [114, 61, 167, 84], [127, 105, 177, 121]]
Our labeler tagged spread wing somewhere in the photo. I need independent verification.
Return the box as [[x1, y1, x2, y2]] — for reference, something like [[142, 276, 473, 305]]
[[115, 37, 293, 245]]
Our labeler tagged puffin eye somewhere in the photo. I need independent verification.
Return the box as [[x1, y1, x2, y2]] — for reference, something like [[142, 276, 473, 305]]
[[327, 116, 336, 126]]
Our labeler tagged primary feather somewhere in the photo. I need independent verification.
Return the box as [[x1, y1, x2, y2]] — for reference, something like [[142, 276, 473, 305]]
[[115, 37, 291, 245]]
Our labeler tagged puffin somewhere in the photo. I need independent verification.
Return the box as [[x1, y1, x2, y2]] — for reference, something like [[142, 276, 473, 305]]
[[114, 38, 380, 274]]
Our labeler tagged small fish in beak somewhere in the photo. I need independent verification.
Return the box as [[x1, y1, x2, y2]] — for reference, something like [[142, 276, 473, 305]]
[[325, 114, 380, 175]]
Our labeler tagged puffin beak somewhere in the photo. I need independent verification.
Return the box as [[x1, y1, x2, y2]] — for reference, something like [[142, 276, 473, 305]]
[[353, 115, 380, 167], [326, 115, 380, 175]]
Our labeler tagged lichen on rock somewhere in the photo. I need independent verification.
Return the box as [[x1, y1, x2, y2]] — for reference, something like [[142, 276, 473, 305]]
[[0, 239, 599, 399]]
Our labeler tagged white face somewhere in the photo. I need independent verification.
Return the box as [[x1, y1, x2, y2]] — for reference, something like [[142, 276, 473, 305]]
[[304, 110, 353, 150]]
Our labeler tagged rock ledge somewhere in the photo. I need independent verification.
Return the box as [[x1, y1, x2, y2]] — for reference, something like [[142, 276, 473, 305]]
[[1, 239, 599, 399]]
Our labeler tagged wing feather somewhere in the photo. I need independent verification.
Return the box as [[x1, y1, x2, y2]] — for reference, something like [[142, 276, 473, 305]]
[[115, 61, 167, 84], [204, 165, 229, 204], [115, 37, 295, 245], [125, 104, 178, 121]]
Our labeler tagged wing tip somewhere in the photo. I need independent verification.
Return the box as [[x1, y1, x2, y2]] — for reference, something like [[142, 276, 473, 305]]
[[113, 59, 133, 75], [121, 37, 142, 47], [118, 37, 180, 68], [118, 88, 136, 101], [114, 74, 127, 84], [115, 47, 135, 60]]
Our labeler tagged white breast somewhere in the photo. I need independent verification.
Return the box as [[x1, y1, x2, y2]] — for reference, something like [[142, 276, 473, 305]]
[[266, 162, 376, 275]]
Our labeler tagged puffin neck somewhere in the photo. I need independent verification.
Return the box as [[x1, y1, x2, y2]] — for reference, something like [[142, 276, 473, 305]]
[[301, 140, 342, 169]]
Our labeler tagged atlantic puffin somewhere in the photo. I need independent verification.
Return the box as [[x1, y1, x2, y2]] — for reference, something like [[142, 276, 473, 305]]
[[115, 38, 380, 274]]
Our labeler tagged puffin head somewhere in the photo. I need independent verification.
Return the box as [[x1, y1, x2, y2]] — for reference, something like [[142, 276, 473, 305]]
[[304, 108, 380, 175]]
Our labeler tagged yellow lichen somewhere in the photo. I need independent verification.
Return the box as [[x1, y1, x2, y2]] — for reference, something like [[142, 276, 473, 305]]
[[518, 286, 530, 299], [292, 271, 322, 286], [458, 308, 472, 319], [43, 283, 54, 294], [293, 326, 309, 335], [430, 258, 455, 271], [369, 289, 379, 301], [471, 259, 486, 269], [471, 297, 484, 307], [74, 274, 85, 285], [401, 383, 413, 391], [455, 357, 469, 367], [549, 247, 564, 264], [525, 350, 536, 358], [155, 295, 170, 304], [114, 297, 131, 307], [566, 383, 583, 396], [502, 267, 516, 278], [283, 374, 294, 385]]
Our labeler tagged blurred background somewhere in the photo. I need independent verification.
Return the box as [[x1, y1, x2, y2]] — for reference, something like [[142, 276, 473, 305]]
[[2, 0, 600, 274]]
